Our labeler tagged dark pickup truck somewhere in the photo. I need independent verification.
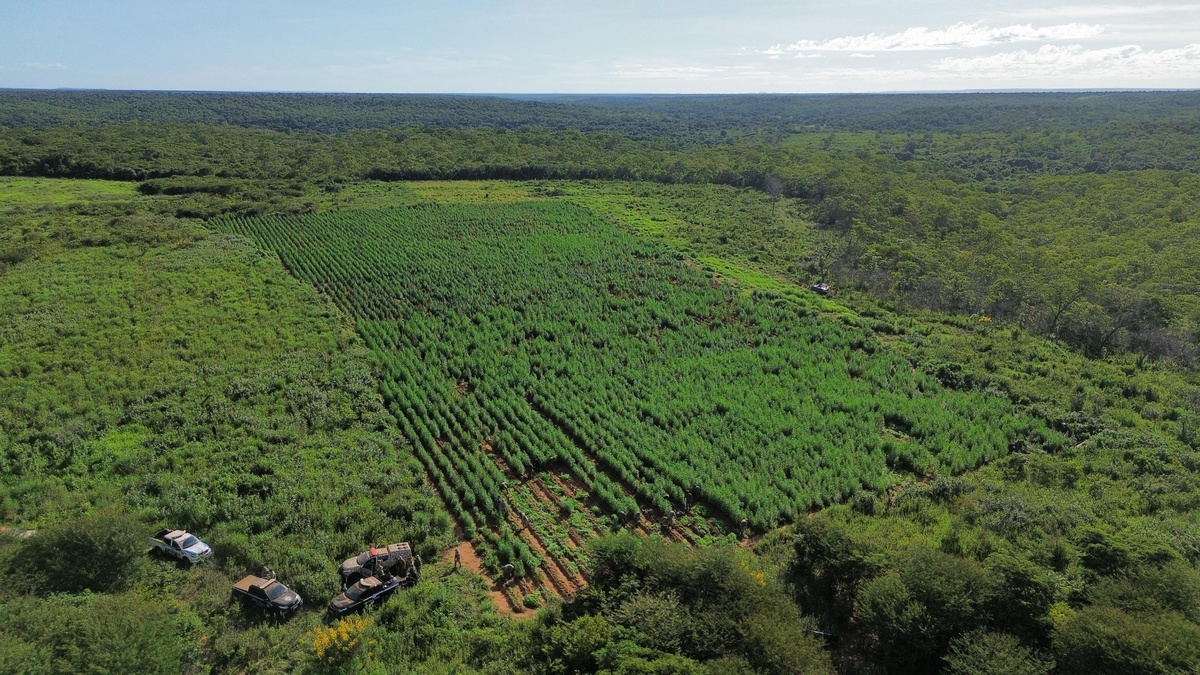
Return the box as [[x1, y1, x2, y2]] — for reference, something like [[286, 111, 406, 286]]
[[340, 542, 413, 585], [327, 574, 400, 616], [233, 575, 303, 613]]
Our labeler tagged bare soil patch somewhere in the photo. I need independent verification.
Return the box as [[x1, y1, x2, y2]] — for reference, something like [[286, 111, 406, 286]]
[[444, 541, 535, 620]]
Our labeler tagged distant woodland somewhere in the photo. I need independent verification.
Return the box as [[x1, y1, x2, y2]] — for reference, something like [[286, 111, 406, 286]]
[[3, 90, 1198, 362]]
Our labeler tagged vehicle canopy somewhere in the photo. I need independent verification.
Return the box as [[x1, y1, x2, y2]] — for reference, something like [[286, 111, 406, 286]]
[[160, 529, 199, 549], [387, 543, 412, 562], [235, 575, 301, 609], [351, 542, 411, 567], [234, 575, 268, 592]]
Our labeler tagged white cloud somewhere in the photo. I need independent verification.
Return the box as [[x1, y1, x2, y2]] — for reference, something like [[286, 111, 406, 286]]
[[850, 53, 875, 58], [771, 22, 1105, 53], [25, 62, 67, 70], [931, 43, 1200, 78]]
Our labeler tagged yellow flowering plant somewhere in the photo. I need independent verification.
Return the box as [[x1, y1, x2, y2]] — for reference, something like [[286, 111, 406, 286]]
[[309, 615, 373, 668]]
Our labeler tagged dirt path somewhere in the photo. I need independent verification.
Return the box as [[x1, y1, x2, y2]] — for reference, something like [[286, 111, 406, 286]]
[[444, 541, 536, 620], [739, 533, 764, 548], [635, 512, 692, 544]]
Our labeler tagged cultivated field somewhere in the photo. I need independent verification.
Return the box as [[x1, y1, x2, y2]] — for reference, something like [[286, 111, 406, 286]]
[[217, 202, 1064, 593]]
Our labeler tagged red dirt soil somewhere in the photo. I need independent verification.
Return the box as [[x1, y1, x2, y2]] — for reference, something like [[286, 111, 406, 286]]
[[444, 541, 537, 620]]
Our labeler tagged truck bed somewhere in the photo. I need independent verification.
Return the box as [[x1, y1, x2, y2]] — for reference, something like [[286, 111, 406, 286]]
[[233, 575, 268, 593]]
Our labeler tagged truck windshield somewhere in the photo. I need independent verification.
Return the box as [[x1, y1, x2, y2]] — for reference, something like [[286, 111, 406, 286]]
[[265, 583, 289, 601], [180, 535, 199, 548]]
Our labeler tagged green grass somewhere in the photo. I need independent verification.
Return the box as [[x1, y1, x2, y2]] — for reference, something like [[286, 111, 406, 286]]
[[0, 177, 137, 208]]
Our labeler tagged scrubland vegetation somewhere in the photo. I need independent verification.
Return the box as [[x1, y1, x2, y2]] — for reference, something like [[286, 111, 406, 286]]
[[1, 91, 1199, 673]]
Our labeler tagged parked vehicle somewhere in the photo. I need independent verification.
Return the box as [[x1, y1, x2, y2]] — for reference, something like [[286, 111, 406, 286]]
[[232, 574, 303, 613], [150, 529, 211, 563], [340, 542, 412, 585], [327, 575, 401, 616]]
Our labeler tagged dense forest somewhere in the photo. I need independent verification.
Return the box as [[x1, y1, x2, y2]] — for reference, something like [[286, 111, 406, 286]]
[[4, 89, 1200, 135], [1, 90, 1198, 673]]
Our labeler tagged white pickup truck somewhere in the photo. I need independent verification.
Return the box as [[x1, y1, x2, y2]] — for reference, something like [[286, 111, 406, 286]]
[[150, 529, 212, 563]]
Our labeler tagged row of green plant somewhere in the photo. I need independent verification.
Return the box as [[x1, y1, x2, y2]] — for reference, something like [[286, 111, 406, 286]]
[[215, 202, 1065, 538]]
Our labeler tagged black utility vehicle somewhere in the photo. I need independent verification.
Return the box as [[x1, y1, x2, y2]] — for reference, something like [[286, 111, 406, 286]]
[[232, 575, 303, 613], [327, 575, 401, 616]]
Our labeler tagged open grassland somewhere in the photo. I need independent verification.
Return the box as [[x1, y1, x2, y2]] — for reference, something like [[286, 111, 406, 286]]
[[0, 210, 450, 584], [0, 176, 137, 208]]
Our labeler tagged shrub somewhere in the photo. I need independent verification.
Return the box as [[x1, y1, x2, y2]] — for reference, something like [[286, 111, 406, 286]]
[[983, 553, 1056, 644], [943, 630, 1053, 675], [856, 547, 995, 673], [0, 592, 194, 674], [524, 590, 544, 609], [588, 533, 831, 675], [790, 516, 879, 625], [610, 591, 690, 652], [309, 615, 373, 669], [532, 612, 615, 675], [10, 510, 144, 594], [1052, 605, 1200, 675]]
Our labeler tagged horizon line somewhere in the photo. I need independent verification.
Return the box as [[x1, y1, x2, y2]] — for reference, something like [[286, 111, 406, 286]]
[[2, 87, 1197, 97]]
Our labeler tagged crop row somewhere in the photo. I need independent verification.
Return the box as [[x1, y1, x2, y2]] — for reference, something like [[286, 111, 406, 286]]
[[217, 202, 1065, 537]]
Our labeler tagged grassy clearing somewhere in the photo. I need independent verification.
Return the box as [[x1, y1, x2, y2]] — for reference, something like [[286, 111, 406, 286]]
[[0, 177, 137, 208]]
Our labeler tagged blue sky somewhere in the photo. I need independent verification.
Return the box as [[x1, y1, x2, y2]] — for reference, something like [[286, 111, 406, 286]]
[[2, 1, 1198, 92]]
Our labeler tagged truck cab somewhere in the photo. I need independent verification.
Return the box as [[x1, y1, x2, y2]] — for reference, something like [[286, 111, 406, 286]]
[[151, 529, 212, 563]]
